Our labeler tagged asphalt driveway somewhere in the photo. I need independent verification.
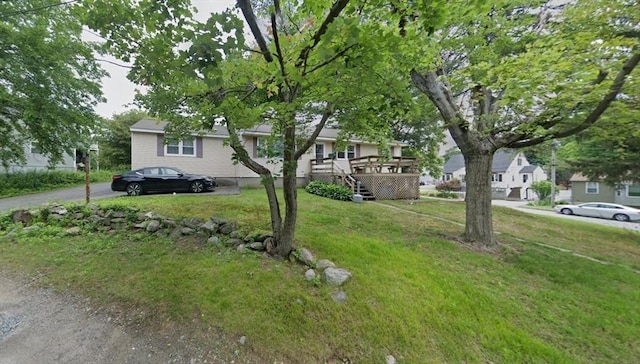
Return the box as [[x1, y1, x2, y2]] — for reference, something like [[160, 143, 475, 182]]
[[0, 183, 240, 214]]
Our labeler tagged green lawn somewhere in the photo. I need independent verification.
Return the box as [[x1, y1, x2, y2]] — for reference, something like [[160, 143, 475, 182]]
[[1, 189, 638, 363]]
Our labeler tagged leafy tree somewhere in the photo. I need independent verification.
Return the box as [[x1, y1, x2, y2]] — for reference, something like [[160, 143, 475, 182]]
[[0, 0, 105, 169], [79, 0, 448, 258], [530, 180, 553, 202], [98, 110, 149, 169], [408, 0, 639, 247]]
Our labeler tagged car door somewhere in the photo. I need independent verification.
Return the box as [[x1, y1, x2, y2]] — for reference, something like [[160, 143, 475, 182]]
[[575, 203, 602, 217], [142, 167, 163, 191], [161, 167, 188, 191], [597, 204, 619, 219]]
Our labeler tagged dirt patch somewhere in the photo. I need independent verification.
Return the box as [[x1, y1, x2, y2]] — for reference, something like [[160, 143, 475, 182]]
[[0, 272, 261, 364]]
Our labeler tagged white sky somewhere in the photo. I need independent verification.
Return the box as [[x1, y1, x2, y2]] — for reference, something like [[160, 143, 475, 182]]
[[91, 0, 237, 118]]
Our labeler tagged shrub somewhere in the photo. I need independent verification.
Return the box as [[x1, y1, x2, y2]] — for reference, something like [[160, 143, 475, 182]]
[[435, 179, 463, 192], [530, 180, 555, 202], [305, 181, 352, 201]]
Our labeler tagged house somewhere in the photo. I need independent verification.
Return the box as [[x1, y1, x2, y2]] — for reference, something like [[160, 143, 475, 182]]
[[569, 174, 640, 207], [442, 150, 548, 200], [130, 119, 409, 189], [4, 143, 77, 172]]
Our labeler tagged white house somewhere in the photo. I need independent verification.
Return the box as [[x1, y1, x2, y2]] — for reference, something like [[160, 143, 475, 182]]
[[442, 150, 548, 200], [4, 144, 77, 172], [130, 119, 405, 187]]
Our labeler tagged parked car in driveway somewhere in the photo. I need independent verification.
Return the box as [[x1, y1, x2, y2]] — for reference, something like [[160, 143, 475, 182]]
[[111, 167, 216, 196], [554, 202, 640, 222]]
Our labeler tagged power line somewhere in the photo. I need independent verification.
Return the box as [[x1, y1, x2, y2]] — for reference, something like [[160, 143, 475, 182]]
[[0, 0, 78, 19]]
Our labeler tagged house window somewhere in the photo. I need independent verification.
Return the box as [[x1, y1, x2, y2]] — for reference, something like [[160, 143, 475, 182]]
[[585, 182, 599, 194], [627, 184, 640, 198], [517, 158, 522, 166], [492, 173, 503, 182], [257, 137, 284, 158], [166, 139, 195, 156], [337, 145, 355, 159], [30, 142, 42, 154], [523, 174, 528, 183], [314, 144, 324, 160], [444, 173, 453, 181]]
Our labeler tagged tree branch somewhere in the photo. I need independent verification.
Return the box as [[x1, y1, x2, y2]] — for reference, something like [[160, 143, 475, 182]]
[[302, 44, 356, 76], [294, 104, 332, 160], [505, 48, 640, 148], [237, 0, 273, 63], [295, 0, 350, 69], [270, 1, 293, 97]]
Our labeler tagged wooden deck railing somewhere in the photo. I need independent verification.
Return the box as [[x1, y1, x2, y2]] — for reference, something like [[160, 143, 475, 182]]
[[348, 156, 419, 174], [310, 157, 356, 191]]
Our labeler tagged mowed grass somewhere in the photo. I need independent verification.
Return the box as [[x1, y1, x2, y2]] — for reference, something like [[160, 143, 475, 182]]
[[0, 189, 639, 363]]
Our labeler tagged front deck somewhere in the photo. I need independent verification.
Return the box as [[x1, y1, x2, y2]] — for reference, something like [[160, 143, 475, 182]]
[[309, 156, 420, 200]]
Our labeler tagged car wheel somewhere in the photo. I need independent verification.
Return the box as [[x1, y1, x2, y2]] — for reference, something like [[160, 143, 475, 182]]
[[190, 180, 205, 193], [126, 182, 143, 196], [560, 208, 573, 215], [613, 214, 630, 222]]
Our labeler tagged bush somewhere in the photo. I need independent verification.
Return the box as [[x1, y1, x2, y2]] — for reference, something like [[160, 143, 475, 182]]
[[530, 180, 555, 202], [435, 179, 463, 192], [305, 181, 353, 201], [0, 169, 115, 198]]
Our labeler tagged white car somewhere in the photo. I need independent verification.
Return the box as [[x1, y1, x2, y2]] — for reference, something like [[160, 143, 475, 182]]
[[554, 202, 640, 222]]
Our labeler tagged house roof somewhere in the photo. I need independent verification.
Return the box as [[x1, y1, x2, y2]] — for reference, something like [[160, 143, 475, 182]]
[[442, 153, 465, 173], [570, 173, 591, 182], [492, 150, 518, 172], [130, 119, 400, 145], [443, 150, 540, 174], [519, 165, 538, 173]]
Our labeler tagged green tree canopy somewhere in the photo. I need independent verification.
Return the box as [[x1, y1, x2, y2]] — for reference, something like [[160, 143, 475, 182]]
[[98, 110, 149, 170], [80, 0, 450, 257], [0, 0, 106, 169], [407, 0, 639, 247]]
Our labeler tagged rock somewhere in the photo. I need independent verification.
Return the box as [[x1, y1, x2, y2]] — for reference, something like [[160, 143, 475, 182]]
[[386, 355, 396, 364], [65, 226, 81, 235], [235, 244, 246, 251], [210, 217, 227, 225], [255, 234, 271, 242], [50, 205, 68, 215], [199, 220, 218, 233], [146, 220, 161, 232], [182, 217, 204, 229], [180, 227, 195, 235], [330, 290, 347, 303], [247, 242, 265, 251], [264, 237, 276, 253], [316, 259, 335, 270], [298, 248, 315, 266], [323, 268, 352, 286], [110, 218, 126, 224], [153, 229, 169, 238], [111, 211, 126, 218], [207, 236, 220, 245], [304, 269, 316, 281], [229, 230, 243, 239], [218, 222, 236, 235], [88, 215, 105, 225], [74, 212, 85, 219], [238, 336, 247, 345], [12, 210, 32, 225], [169, 227, 183, 239]]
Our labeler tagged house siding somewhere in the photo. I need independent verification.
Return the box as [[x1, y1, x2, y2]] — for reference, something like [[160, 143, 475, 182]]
[[6, 145, 76, 172], [571, 181, 616, 204]]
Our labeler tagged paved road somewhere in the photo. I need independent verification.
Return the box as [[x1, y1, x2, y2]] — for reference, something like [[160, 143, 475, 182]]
[[0, 184, 241, 214], [492, 198, 640, 232], [0, 183, 121, 214]]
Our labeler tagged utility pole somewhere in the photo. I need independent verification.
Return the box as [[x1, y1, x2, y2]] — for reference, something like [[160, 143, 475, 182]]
[[84, 153, 91, 204], [550, 140, 560, 208]]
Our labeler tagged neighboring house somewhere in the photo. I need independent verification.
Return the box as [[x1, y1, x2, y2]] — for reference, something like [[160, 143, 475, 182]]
[[442, 150, 548, 200], [569, 174, 640, 207], [130, 119, 405, 187], [4, 143, 76, 172]]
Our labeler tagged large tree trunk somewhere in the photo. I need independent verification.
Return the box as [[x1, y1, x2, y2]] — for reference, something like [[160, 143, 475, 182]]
[[462, 150, 495, 247]]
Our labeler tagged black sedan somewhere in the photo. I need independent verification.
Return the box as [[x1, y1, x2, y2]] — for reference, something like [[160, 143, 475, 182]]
[[111, 167, 216, 196]]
